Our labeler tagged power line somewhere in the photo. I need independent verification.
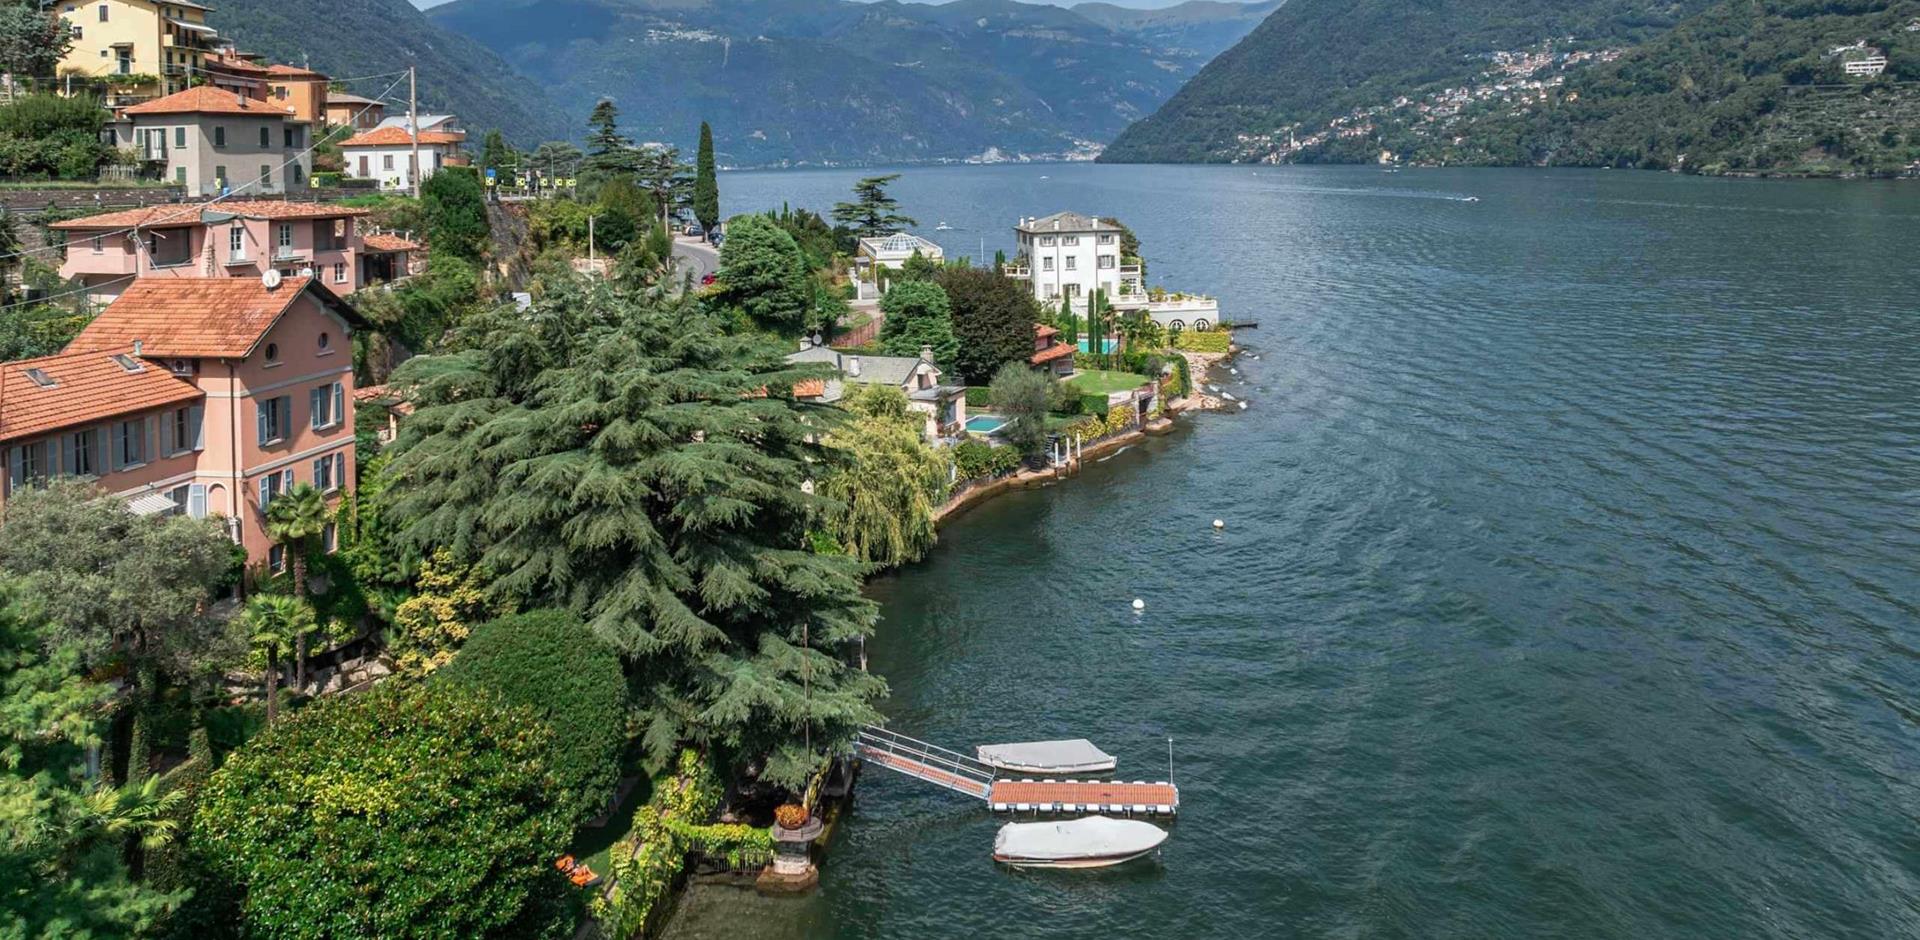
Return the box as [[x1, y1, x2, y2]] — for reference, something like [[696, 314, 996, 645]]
[[0, 274, 133, 313]]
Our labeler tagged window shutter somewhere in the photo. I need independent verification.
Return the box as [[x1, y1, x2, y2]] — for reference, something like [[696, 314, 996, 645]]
[[143, 416, 156, 464], [61, 435, 77, 475], [336, 453, 348, 488], [257, 401, 269, 445], [332, 383, 345, 426], [188, 484, 206, 519], [189, 405, 205, 451], [109, 425, 124, 472], [310, 386, 323, 429], [259, 476, 270, 507], [6, 447, 21, 488], [283, 468, 295, 492], [93, 430, 107, 477], [280, 397, 292, 437]]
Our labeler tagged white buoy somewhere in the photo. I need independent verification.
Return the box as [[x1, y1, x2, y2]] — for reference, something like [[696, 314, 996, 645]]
[[1132, 598, 1145, 611], [1212, 519, 1225, 530], [1240, 401, 1249, 411]]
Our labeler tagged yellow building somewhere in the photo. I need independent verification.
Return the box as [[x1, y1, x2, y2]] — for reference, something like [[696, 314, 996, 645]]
[[53, 0, 222, 105]]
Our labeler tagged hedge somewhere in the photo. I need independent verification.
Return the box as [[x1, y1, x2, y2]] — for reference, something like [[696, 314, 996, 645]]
[[964, 386, 992, 408], [1173, 331, 1231, 353], [439, 609, 628, 826]]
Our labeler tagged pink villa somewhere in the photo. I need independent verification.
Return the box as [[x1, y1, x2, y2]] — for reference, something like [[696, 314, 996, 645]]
[[52, 201, 418, 304], [0, 278, 363, 578]]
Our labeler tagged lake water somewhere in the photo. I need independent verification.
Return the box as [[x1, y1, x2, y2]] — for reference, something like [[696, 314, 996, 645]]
[[664, 165, 1920, 938]]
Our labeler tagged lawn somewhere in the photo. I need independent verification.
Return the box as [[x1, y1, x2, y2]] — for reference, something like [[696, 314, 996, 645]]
[[1064, 370, 1152, 397]]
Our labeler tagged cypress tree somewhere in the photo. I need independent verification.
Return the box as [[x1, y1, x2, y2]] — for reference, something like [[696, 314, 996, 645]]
[[693, 121, 720, 233]]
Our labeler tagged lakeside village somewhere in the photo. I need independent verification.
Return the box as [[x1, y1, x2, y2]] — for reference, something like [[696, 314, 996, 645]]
[[0, 9, 1241, 936]]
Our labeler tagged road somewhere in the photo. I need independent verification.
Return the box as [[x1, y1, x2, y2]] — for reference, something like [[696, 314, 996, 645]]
[[671, 236, 718, 285]]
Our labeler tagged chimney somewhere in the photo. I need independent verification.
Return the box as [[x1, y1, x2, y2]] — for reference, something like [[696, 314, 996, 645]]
[[919, 345, 934, 364], [799, 336, 810, 352], [132, 340, 142, 356], [847, 356, 861, 378]]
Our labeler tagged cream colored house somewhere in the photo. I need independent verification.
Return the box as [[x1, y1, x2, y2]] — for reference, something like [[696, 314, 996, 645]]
[[851, 232, 943, 301], [107, 86, 311, 197], [53, 0, 222, 106]]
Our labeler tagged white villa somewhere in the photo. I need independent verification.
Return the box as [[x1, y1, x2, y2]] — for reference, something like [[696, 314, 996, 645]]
[[786, 340, 967, 442], [1005, 211, 1221, 331], [851, 232, 944, 302]]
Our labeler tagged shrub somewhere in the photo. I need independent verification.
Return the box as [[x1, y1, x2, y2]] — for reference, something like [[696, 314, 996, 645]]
[[989, 362, 1052, 457], [964, 386, 992, 408], [951, 440, 1022, 481], [774, 804, 809, 829], [1079, 393, 1110, 417], [1173, 331, 1231, 353], [1169, 354, 1192, 397], [193, 682, 570, 940], [388, 548, 497, 676], [439, 610, 628, 826]]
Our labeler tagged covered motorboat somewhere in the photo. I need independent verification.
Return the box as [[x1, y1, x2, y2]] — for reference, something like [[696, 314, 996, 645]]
[[993, 816, 1168, 869], [975, 739, 1116, 775]]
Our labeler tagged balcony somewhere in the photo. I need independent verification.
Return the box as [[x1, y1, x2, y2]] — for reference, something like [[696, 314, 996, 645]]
[[140, 144, 167, 163], [1003, 264, 1031, 279]]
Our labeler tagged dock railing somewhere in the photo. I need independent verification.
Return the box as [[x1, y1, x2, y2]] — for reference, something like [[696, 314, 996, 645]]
[[853, 726, 995, 799]]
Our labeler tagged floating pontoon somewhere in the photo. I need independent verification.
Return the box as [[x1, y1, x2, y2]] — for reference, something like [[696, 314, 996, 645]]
[[993, 816, 1168, 869], [975, 739, 1117, 775]]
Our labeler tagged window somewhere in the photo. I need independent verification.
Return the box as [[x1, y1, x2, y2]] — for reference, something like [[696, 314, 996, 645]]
[[258, 467, 294, 509], [90, 235, 103, 254], [213, 126, 225, 147], [312, 452, 346, 493], [214, 165, 228, 191], [62, 428, 99, 478], [260, 165, 272, 188], [332, 262, 345, 284], [175, 166, 186, 184], [1040, 236, 1055, 247], [97, 3, 107, 21], [169, 359, 192, 376], [1063, 236, 1080, 246], [228, 224, 245, 260], [276, 222, 293, 256], [291, 164, 304, 187], [322, 522, 338, 553], [318, 332, 330, 351], [309, 382, 344, 430], [256, 395, 289, 445], [186, 484, 207, 519], [165, 404, 202, 456], [1099, 234, 1115, 245], [173, 126, 185, 148], [166, 485, 190, 517], [1065, 256, 1077, 271], [260, 126, 270, 148], [1099, 254, 1116, 270], [284, 127, 296, 148], [114, 418, 147, 469], [268, 544, 286, 574], [358, 155, 369, 176], [1042, 256, 1054, 272], [7, 442, 49, 488], [70, 25, 80, 39], [382, 154, 394, 171]]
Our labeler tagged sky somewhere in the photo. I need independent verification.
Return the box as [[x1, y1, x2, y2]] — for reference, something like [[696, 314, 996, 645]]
[[411, 0, 1219, 7]]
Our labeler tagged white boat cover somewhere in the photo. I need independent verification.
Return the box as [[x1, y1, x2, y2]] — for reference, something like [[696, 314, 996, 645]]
[[994, 816, 1168, 861], [976, 739, 1116, 773]]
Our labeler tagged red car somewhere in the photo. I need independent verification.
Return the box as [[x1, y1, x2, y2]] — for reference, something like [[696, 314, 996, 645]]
[[701, 273, 717, 286]]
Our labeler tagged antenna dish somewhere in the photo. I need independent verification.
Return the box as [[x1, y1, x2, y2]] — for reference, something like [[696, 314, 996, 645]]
[[261, 269, 283, 290], [298, 267, 315, 279]]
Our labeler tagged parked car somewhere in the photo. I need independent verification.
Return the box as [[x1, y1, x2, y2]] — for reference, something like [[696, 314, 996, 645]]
[[701, 273, 717, 286], [685, 223, 704, 237]]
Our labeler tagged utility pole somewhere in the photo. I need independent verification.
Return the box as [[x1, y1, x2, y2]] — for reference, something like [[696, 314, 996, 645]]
[[407, 66, 421, 199]]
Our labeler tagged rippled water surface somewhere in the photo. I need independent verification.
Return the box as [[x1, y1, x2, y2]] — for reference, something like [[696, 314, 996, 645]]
[[665, 165, 1920, 939]]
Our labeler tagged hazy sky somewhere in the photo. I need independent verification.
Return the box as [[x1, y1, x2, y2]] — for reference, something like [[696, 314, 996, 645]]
[[411, 0, 1221, 7]]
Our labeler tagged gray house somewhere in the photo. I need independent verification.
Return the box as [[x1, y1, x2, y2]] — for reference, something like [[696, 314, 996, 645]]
[[787, 340, 967, 442]]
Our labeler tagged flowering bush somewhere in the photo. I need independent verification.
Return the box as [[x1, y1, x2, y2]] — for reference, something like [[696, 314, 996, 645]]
[[1173, 331, 1231, 353], [775, 804, 809, 829]]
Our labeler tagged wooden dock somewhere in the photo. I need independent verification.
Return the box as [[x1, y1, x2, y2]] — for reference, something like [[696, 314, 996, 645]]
[[853, 727, 1179, 817]]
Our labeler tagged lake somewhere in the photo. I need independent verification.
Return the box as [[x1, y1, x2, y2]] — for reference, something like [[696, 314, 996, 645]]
[[663, 164, 1920, 938]]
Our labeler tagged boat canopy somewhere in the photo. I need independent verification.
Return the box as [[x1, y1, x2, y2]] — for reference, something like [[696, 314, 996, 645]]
[[993, 816, 1168, 861], [976, 739, 1115, 774]]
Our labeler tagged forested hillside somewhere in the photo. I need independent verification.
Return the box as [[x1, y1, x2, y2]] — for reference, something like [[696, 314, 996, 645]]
[[208, 0, 568, 145], [1100, 0, 1719, 163]]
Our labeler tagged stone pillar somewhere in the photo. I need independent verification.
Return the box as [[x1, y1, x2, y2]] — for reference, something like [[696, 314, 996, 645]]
[[757, 816, 824, 893]]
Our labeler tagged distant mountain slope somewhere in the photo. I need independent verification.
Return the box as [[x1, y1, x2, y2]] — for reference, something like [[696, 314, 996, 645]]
[[1454, 0, 1920, 174], [425, 0, 1220, 165], [207, 0, 568, 145], [1100, 0, 1718, 163], [1073, 0, 1284, 64]]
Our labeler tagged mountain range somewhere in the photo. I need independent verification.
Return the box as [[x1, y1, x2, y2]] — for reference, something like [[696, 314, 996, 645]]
[[421, 0, 1276, 164]]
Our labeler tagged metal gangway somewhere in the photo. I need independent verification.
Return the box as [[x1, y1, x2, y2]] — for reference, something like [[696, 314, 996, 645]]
[[853, 726, 993, 800]]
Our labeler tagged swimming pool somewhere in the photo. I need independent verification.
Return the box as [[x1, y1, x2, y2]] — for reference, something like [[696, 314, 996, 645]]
[[964, 415, 1008, 435]]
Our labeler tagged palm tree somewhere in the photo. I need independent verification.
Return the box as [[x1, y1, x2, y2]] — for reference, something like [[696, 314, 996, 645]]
[[241, 594, 312, 724], [265, 483, 329, 688]]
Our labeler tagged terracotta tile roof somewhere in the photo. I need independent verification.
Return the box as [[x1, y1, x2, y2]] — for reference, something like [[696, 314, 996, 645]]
[[208, 57, 273, 76], [50, 200, 368, 230], [123, 85, 296, 117], [0, 350, 202, 444], [68, 278, 319, 359], [338, 126, 466, 148], [1030, 342, 1076, 366], [1034, 324, 1060, 339], [325, 92, 382, 106], [361, 233, 420, 252], [267, 64, 327, 78], [793, 379, 828, 399]]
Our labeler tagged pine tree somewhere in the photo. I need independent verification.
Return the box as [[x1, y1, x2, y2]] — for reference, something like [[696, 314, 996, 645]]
[[383, 279, 883, 785], [584, 98, 636, 174], [831, 174, 915, 236], [693, 121, 720, 232]]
